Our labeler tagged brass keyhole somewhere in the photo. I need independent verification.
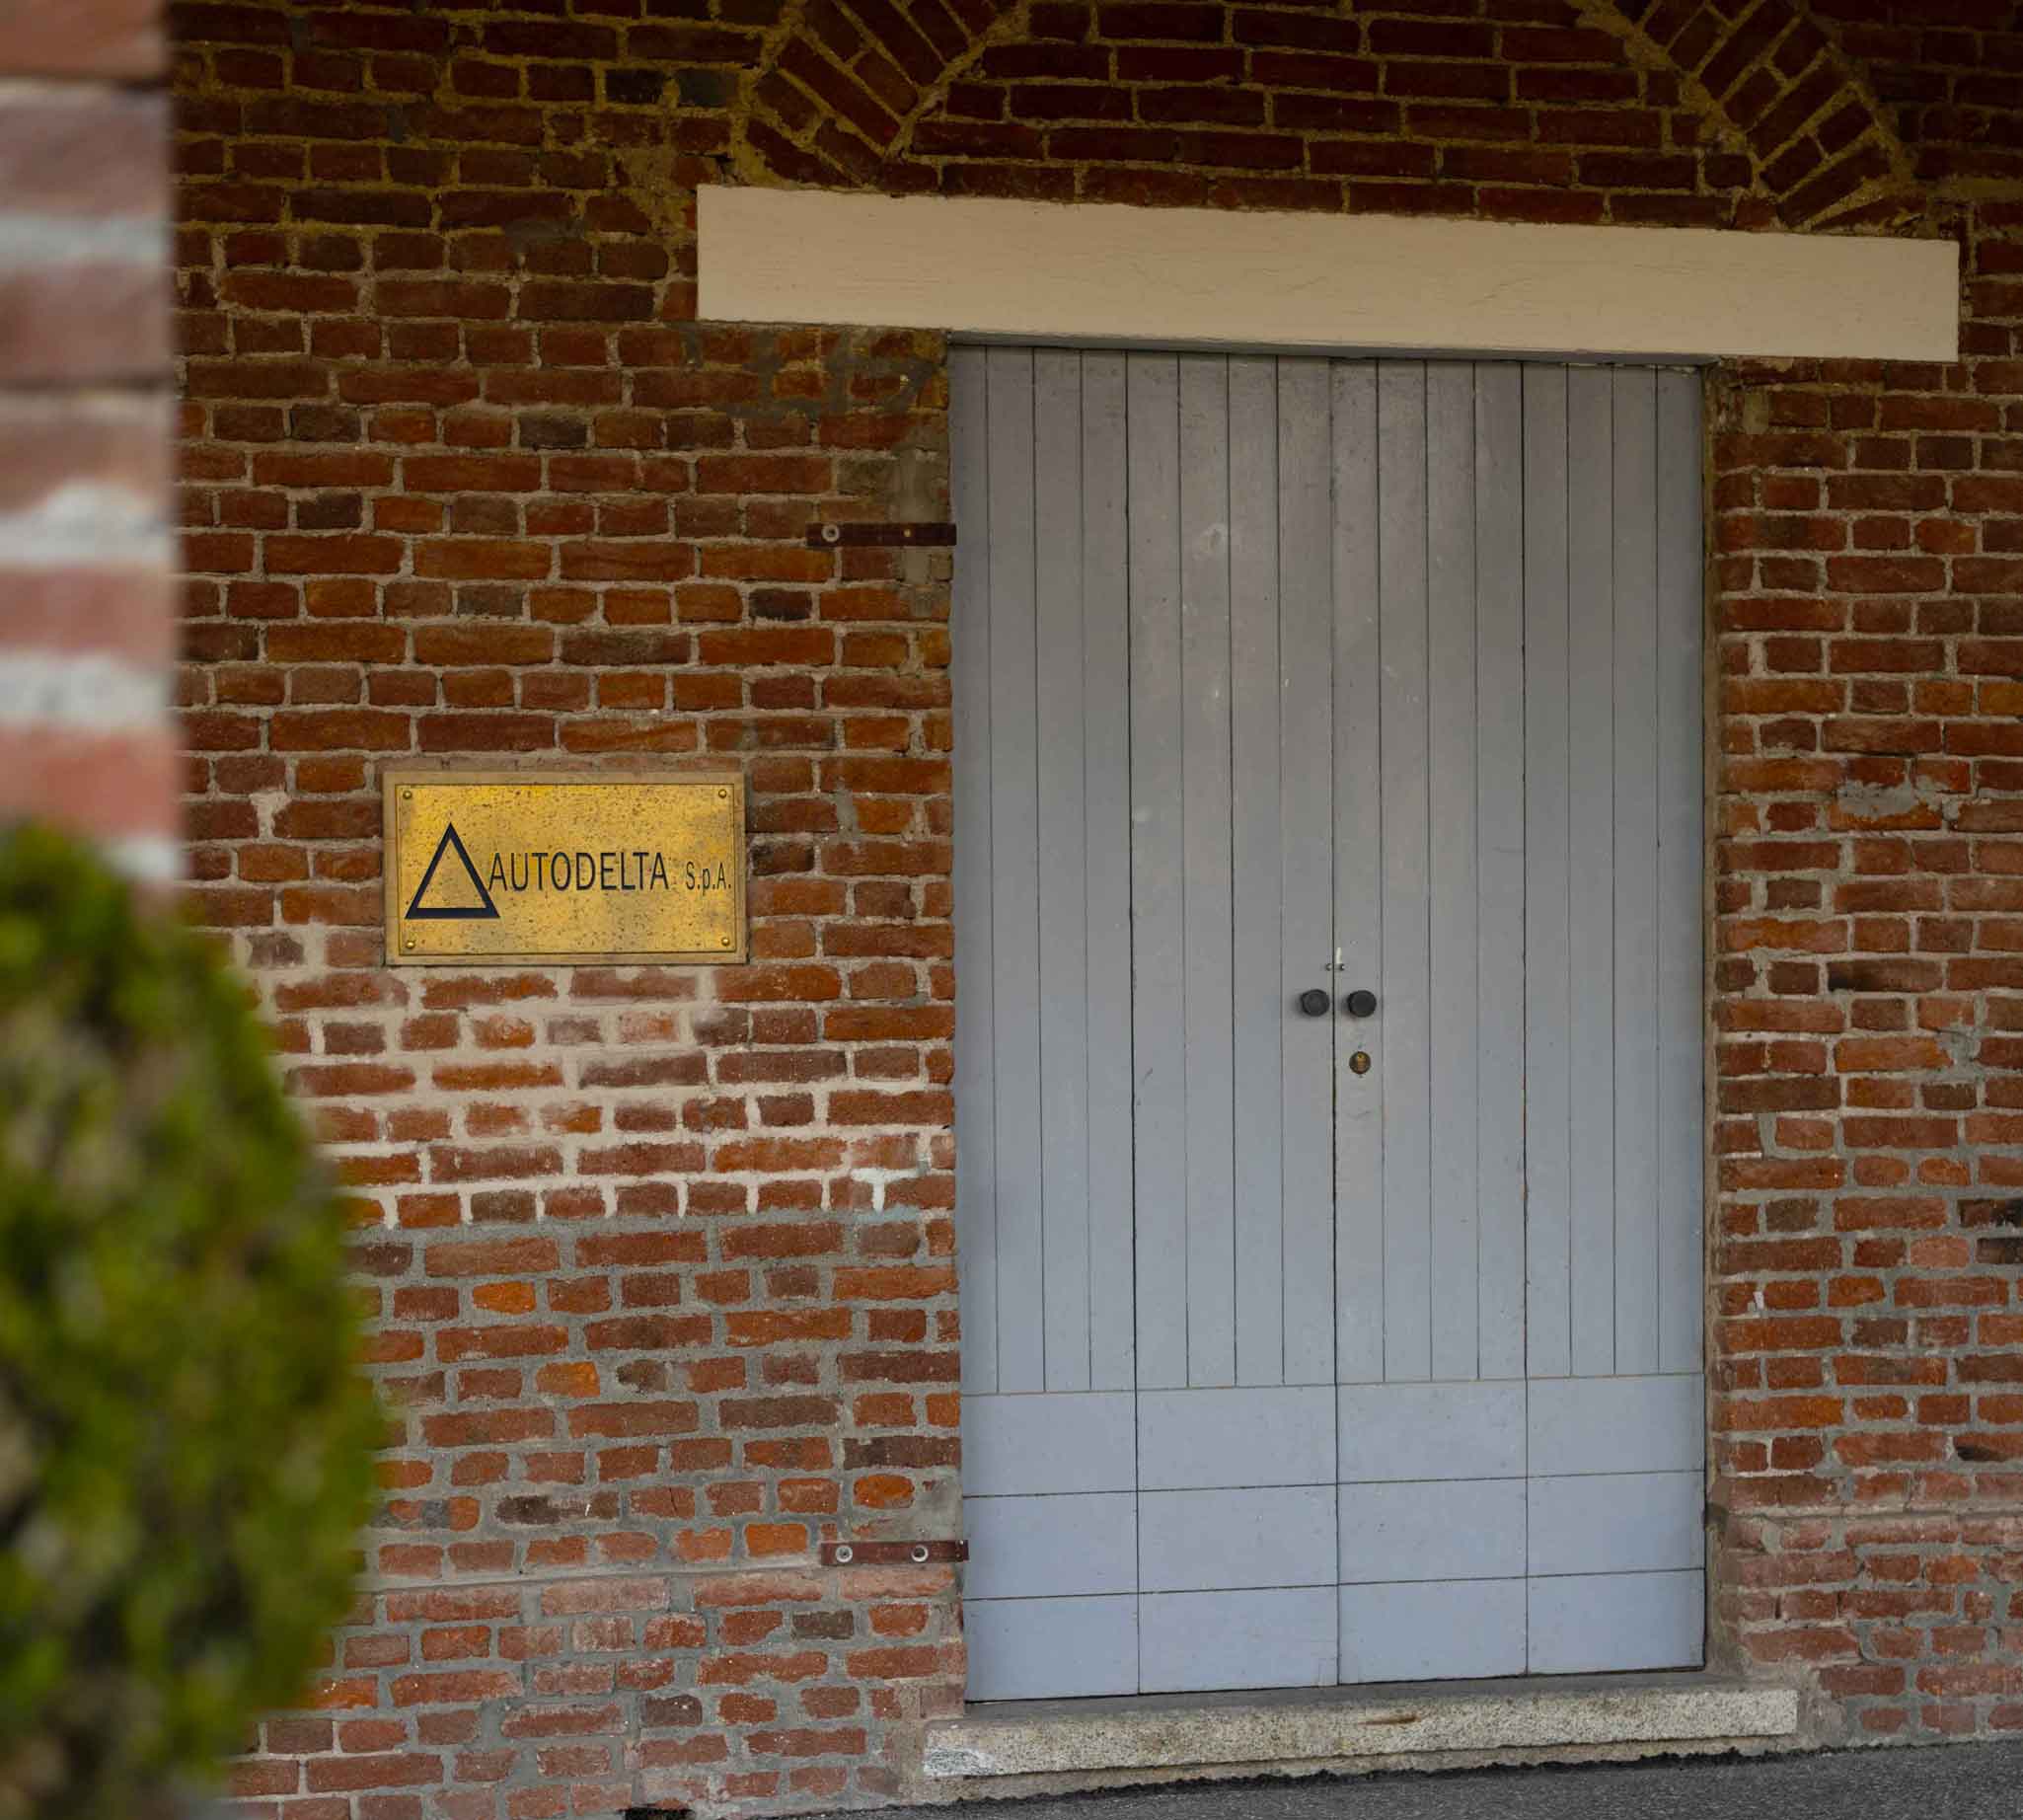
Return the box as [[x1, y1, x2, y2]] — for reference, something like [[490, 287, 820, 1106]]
[[1350, 1050, 1372, 1076]]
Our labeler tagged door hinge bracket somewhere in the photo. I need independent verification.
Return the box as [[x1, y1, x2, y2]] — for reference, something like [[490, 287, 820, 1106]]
[[806, 520, 957, 549], [821, 1538, 967, 1566]]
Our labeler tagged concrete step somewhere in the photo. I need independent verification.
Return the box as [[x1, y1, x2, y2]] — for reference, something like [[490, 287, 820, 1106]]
[[925, 1674, 1800, 1783]]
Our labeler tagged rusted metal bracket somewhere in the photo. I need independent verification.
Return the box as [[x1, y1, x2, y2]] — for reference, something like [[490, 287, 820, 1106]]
[[805, 521, 957, 549], [820, 1539, 967, 1566]]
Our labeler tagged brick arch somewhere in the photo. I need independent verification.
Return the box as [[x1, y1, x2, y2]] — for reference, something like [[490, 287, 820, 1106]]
[[734, 0, 1915, 230], [1587, 0, 1914, 227], [732, 0, 1027, 190]]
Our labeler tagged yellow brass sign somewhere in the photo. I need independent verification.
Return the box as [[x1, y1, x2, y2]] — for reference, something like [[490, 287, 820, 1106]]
[[382, 769, 745, 965]]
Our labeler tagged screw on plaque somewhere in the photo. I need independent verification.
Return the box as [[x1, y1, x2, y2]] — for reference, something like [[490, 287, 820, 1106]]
[[820, 523, 842, 544], [1350, 1050, 1372, 1075]]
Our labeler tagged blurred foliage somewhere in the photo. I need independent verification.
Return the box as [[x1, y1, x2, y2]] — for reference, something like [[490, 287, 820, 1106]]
[[0, 825, 379, 1820]]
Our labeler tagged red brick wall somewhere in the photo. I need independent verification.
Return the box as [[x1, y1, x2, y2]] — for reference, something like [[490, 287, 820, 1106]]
[[1709, 193, 2023, 1736], [169, 0, 2023, 1813], [2, 0, 176, 861], [175, 7, 963, 1810], [897, 1, 1758, 223]]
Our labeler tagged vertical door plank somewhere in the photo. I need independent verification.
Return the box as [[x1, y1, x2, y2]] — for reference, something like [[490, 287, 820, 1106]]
[[1611, 367, 1661, 1378], [1083, 351, 1137, 1392], [950, 345, 999, 1395], [1565, 365, 1616, 1380], [986, 346, 1046, 1393], [1474, 362, 1527, 1383], [1230, 355, 1287, 1388], [1655, 369, 1705, 1377], [1279, 359, 1336, 1390], [1130, 352, 1189, 1392], [1378, 361, 1433, 1385], [1034, 350, 1092, 1391], [1524, 363, 1573, 1381], [1333, 361, 1385, 1386], [1179, 354, 1238, 1388], [1426, 361, 1480, 1384]]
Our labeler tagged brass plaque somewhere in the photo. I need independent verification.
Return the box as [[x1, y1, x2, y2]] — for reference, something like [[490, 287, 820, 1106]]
[[382, 769, 745, 965]]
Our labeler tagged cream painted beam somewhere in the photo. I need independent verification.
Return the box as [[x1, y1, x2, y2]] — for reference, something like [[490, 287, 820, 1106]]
[[699, 186, 1958, 363]]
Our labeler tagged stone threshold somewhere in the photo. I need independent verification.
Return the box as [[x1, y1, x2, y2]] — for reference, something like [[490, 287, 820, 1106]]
[[924, 1673, 1801, 1782]]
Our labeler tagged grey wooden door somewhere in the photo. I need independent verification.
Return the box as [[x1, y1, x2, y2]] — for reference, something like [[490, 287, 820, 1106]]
[[953, 347, 1704, 1701]]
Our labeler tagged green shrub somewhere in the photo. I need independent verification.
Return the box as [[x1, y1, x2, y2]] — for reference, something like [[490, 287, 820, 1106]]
[[0, 826, 380, 1820]]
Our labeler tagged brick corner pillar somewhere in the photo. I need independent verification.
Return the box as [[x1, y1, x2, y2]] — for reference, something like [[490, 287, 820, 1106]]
[[0, 0, 177, 873]]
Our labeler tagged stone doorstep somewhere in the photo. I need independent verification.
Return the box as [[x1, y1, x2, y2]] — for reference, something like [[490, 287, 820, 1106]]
[[923, 1675, 1802, 1781]]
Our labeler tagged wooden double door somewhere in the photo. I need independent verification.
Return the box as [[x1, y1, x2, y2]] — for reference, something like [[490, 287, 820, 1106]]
[[951, 345, 1705, 1700]]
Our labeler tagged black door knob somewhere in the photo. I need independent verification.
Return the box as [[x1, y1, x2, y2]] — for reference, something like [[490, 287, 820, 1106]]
[[1344, 989, 1378, 1019], [1298, 988, 1330, 1017]]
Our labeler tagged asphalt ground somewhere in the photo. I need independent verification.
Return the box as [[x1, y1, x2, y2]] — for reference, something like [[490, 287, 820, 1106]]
[[856, 1741, 2023, 1820]]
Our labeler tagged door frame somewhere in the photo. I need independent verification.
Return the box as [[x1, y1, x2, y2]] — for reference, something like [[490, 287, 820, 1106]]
[[697, 185, 1958, 1706]]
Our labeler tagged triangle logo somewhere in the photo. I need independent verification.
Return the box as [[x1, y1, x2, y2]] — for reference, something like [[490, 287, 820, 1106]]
[[405, 820, 501, 921]]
